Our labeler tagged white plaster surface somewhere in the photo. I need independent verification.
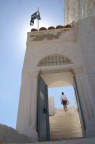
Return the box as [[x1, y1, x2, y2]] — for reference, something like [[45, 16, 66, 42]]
[[64, 0, 95, 25], [48, 96, 55, 116], [16, 16, 95, 140], [41, 72, 73, 87]]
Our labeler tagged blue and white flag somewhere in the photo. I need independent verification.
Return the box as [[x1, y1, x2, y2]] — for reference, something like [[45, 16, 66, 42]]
[[30, 11, 41, 25]]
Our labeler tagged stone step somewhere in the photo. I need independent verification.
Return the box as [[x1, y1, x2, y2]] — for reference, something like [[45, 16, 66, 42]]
[[50, 119, 80, 124], [50, 126, 82, 132], [50, 134, 83, 140], [49, 113, 80, 119], [50, 122, 81, 126], [49, 119, 81, 125], [50, 114, 79, 117], [55, 108, 77, 114], [50, 116, 79, 120], [50, 128, 82, 135], [49, 119, 80, 124], [34, 137, 95, 144], [50, 133, 83, 140], [50, 131, 82, 136], [50, 112, 79, 116], [50, 122, 81, 127]]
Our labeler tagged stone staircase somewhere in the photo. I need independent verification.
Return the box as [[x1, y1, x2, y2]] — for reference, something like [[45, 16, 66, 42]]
[[49, 107, 83, 141]]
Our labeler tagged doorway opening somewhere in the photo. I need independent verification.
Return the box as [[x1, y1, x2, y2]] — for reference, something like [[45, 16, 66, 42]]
[[48, 86, 74, 109], [37, 71, 84, 141], [48, 85, 83, 141]]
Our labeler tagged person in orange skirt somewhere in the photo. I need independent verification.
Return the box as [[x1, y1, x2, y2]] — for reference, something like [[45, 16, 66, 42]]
[[61, 92, 69, 112]]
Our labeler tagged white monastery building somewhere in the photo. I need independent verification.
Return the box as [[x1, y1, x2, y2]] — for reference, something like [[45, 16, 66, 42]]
[[16, 0, 95, 143]]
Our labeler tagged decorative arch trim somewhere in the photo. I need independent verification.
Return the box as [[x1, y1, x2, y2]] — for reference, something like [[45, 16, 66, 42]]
[[38, 54, 72, 66]]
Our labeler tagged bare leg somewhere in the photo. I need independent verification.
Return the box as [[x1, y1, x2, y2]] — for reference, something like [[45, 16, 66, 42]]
[[65, 105, 67, 111], [64, 105, 67, 112], [63, 105, 65, 111]]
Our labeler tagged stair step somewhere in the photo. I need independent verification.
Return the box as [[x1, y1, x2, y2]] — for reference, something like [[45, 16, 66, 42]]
[[49, 122, 80, 126], [50, 113, 79, 118], [49, 122, 81, 126], [50, 126, 82, 131], [49, 119, 80, 123], [49, 116, 79, 121], [51, 133, 83, 137], [49, 116, 80, 120], [49, 108, 83, 140], [50, 130, 82, 135], [51, 134, 83, 140], [49, 120, 80, 124], [50, 132, 83, 137], [35, 137, 95, 144]]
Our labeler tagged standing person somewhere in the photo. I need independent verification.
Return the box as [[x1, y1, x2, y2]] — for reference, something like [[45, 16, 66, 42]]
[[61, 92, 69, 112]]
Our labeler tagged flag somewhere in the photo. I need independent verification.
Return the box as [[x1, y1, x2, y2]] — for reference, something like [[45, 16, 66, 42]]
[[30, 11, 41, 26]]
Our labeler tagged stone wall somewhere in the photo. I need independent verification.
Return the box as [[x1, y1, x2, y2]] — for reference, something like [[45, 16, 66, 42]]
[[64, 0, 95, 24], [48, 96, 55, 116], [0, 123, 32, 143]]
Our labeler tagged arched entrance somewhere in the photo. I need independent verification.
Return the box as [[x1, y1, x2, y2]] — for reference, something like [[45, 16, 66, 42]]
[[16, 19, 95, 142], [37, 69, 84, 141]]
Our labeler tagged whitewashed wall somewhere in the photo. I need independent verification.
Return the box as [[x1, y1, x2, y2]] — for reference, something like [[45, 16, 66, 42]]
[[64, 0, 95, 25], [16, 16, 95, 140]]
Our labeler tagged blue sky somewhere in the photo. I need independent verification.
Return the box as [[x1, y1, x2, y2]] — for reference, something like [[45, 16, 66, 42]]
[[0, 0, 67, 129]]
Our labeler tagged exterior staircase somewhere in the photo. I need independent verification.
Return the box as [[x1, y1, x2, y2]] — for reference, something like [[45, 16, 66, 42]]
[[49, 107, 83, 141]]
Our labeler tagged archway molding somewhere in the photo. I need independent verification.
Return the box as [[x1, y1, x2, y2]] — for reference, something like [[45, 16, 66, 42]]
[[37, 54, 73, 67]]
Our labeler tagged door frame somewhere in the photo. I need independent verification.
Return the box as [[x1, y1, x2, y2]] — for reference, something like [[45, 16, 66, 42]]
[[36, 67, 85, 140]]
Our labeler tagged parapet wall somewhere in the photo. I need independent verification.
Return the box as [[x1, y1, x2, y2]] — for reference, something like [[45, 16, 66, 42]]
[[0, 123, 32, 143]]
